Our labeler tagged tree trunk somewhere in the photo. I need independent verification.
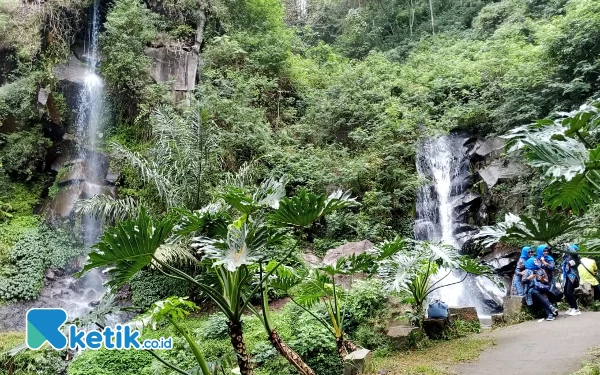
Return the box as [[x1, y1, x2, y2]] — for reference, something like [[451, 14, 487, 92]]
[[268, 329, 316, 375], [227, 320, 253, 375], [336, 336, 347, 358], [343, 339, 359, 354], [428, 0, 435, 35]]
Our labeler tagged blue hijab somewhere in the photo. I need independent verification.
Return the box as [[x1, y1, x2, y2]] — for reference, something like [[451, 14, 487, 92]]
[[525, 258, 540, 270], [520, 246, 532, 260], [536, 245, 547, 259]]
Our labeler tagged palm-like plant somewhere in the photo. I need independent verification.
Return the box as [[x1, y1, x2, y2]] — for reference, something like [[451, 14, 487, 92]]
[[473, 210, 581, 248], [370, 239, 496, 317], [269, 261, 360, 359], [79, 180, 359, 375], [111, 105, 220, 210], [210, 182, 359, 375]]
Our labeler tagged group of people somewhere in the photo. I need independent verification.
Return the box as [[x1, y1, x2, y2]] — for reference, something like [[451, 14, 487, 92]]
[[510, 244, 599, 321]]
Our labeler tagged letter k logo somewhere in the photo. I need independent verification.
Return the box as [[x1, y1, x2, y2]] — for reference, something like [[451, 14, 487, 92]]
[[26, 308, 68, 350]]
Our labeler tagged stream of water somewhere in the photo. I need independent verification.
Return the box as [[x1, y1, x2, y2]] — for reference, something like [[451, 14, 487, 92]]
[[415, 134, 504, 319], [0, 0, 108, 331]]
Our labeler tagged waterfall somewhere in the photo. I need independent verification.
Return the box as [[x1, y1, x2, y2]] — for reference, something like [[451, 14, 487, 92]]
[[74, 0, 106, 306], [414, 134, 504, 319], [0, 0, 109, 331]]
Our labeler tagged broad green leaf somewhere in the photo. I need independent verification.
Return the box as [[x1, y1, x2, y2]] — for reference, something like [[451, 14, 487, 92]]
[[79, 209, 177, 288], [504, 210, 579, 244], [543, 172, 600, 214], [268, 189, 359, 228], [473, 213, 523, 248]]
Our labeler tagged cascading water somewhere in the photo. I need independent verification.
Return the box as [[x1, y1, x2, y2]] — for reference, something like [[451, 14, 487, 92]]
[[72, 0, 106, 311], [0, 0, 108, 331], [414, 134, 504, 319]]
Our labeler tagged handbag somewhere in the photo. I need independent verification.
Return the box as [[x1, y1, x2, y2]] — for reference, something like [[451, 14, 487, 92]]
[[427, 300, 449, 319], [548, 283, 564, 303]]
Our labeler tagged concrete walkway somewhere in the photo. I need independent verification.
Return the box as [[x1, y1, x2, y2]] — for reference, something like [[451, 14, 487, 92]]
[[456, 311, 600, 375]]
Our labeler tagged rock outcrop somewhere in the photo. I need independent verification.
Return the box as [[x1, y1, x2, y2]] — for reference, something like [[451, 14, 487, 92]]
[[322, 240, 374, 266], [145, 46, 199, 103]]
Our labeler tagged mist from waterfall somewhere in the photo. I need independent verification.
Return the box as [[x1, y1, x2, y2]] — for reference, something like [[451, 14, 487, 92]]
[[415, 135, 504, 319]]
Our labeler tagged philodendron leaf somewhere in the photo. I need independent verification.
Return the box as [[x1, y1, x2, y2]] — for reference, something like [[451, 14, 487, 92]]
[[78, 208, 177, 289]]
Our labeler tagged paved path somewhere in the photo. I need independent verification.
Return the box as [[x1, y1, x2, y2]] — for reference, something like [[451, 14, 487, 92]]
[[456, 312, 600, 375]]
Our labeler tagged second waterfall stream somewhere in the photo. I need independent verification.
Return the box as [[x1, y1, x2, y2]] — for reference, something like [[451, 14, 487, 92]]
[[414, 134, 504, 319]]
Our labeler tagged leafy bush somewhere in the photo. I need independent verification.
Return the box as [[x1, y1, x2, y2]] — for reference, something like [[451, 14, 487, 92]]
[[0, 127, 51, 181], [0, 78, 36, 124], [288, 313, 343, 375], [129, 269, 190, 308], [101, 0, 156, 115], [343, 279, 388, 331], [197, 313, 230, 340], [353, 321, 393, 351], [68, 347, 153, 375], [1, 347, 66, 375], [0, 225, 85, 301]]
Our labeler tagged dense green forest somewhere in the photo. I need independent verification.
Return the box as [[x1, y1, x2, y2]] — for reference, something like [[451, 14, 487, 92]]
[[1, 0, 600, 373]]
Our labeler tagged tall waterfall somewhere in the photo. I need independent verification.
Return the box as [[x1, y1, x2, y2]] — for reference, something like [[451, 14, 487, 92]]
[[0, 0, 108, 331], [74, 0, 106, 303], [414, 135, 503, 318]]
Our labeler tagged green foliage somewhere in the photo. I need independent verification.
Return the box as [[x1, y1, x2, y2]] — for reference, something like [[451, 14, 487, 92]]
[[197, 313, 230, 340], [130, 269, 191, 308], [0, 126, 51, 181], [80, 208, 177, 289], [353, 321, 393, 351], [101, 0, 156, 115], [0, 347, 67, 375], [110, 106, 221, 211], [343, 279, 388, 331], [68, 347, 153, 375], [0, 224, 85, 300], [288, 314, 343, 375], [0, 78, 36, 124]]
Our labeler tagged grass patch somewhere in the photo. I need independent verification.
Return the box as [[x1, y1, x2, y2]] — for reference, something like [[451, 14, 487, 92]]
[[570, 348, 600, 375], [0, 332, 24, 352], [370, 336, 495, 375]]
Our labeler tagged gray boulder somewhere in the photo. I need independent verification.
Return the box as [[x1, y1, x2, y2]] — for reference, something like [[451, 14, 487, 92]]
[[473, 138, 505, 159], [344, 348, 372, 375], [323, 240, 373, 265], [478, 159, 524, 188]]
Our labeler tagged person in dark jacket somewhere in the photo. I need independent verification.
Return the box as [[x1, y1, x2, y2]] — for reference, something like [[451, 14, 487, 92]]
[[562, 244, 581, 316], [523, 257, 558, 321]]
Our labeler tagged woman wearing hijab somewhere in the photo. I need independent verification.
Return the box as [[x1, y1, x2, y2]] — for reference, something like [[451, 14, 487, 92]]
[[537, 245, 555, 283], [523, 257, 558, 321], [511, 246, 533, 296], [562, 244, 581, 316]]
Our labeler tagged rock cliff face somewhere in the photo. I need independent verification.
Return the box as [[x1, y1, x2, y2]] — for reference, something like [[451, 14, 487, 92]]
[[467, 136, 527, 281], [145, 46, 199, 103]]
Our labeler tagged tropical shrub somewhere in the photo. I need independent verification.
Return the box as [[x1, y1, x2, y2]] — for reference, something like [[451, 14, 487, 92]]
[[130, 269, 191, 308], [0, 225, 85, 301], [0, 127, 51, 181]]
